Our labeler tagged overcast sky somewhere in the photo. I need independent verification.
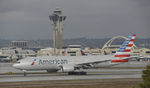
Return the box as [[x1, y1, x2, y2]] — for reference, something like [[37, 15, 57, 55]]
[[0, 0, 150, 40]]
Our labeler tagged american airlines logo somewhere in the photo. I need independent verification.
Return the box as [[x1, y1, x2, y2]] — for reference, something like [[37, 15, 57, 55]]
[[31, 58, 37, 65], [39, 59, 68, 65]]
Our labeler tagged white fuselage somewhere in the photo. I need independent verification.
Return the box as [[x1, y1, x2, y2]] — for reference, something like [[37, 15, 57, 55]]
[[12, 34, 135, 72], [13, 55, 119, 71]]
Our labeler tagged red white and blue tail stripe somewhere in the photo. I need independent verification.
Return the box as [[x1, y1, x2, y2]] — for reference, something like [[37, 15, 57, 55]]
[[111, 34, 136, 63], [114, 34, 136, 58]]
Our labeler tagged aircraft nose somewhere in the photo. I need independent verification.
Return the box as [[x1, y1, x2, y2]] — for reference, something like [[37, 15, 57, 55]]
[[12, 63, 20, 69]]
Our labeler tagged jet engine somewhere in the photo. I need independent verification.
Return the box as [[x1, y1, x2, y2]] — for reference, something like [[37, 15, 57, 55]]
[[60, 66, 75, 72]]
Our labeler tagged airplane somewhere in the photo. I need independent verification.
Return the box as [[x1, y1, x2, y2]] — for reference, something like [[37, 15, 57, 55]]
[[13, 34, 136, 76]]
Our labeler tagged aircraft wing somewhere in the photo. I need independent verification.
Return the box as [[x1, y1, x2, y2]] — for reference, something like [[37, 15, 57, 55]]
[[76, 60, 111, 66]]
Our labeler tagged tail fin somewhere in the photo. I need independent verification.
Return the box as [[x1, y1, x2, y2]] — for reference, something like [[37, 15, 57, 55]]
[[104, 51, 107, 55], [80, 50, 86, 56], [56, 50, 61, 56], [62, 50, 67, 56], [114, 34, 136, 58]]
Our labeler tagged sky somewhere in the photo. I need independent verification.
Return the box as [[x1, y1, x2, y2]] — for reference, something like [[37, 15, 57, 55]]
[[0, 0, 150, 40]]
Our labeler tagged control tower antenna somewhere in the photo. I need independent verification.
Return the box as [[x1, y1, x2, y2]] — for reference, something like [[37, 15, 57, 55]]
[[49, 8, 66, 55]]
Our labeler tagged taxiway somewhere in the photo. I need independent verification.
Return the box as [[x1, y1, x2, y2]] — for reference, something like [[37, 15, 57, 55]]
[[0, 68, 142, 82]]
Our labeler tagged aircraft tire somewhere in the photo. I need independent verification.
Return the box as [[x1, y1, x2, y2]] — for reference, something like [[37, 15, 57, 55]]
[[68, 71, 87, 75]]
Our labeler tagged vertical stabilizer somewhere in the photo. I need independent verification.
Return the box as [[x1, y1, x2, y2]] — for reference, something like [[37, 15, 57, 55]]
[[114, 34, 136, 58]]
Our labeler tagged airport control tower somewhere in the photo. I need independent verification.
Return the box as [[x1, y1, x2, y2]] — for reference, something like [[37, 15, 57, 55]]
[[49, 8, 66, 52]]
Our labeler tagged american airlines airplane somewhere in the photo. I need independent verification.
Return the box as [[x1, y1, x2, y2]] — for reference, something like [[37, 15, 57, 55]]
[[13, 34, 136, 76]]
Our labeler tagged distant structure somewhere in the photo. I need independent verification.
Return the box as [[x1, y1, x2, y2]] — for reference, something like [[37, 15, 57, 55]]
[[102, 36, 137, 50], [67, 45, 81, 56], [49, 8, 66, 54], [11, 41, 28, 48]]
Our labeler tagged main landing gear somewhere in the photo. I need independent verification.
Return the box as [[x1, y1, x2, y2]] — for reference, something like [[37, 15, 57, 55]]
[[23, 70, 27, 76], [68, 71, 87, 75]]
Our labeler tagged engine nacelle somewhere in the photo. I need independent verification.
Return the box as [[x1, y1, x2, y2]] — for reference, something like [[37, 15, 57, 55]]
[[61, 66, 75, 72], [47, 69, 58, 73]]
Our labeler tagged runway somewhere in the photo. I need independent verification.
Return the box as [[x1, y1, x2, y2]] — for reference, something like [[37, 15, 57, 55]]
[[0, 68, 142, 82], [0, 61, 148, 82]]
